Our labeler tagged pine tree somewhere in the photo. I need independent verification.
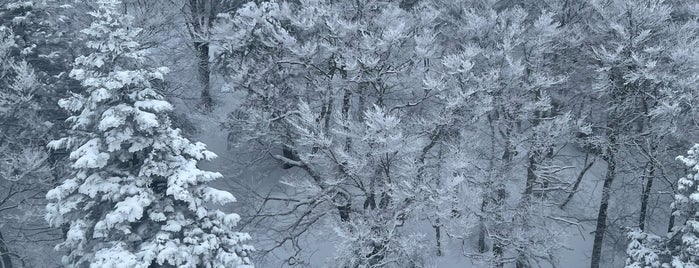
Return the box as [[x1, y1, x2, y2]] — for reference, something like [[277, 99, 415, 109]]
[[669, 144, 699, 266], [45, 1, 252, 267], [625, 144, 699, 267], [624, 228, 664, 268]]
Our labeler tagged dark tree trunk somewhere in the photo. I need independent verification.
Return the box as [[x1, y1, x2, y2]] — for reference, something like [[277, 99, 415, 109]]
[[357, 85, 366, 122], [637, 93, 657, 231], [0, 231, 12, 268], [434, 219, 442, 256], [322, 95, 333, 132], [187, 0, 218, 110], [378, 191, 390, 209], [667, 207, 676, 233], [433, 145, 443, 257], [478, 219, 487, 253], [338, 204, 351, 222], [342, 88, 352, 150], [590, 140, 617, 268], [502, 134, 515, 161], [363, 192, 376, 210], [336, 191, 351, 222], [517, 86, 544, 267], [524, 154, 538, 197], [516, 255, 529, 268], [493, 241, 504, 268], [639, 162, 654, 231], [194, 41, 212, 109], [525, 88, 543, 198]]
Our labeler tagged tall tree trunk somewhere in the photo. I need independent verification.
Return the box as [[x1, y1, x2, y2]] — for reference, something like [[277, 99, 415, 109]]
[[667, 167, 687, 233], [516, 86, 543, 267], [516, 150, 538, 267], [524, 154, 538, 197], [338, 203, 351, 222], [336, 191, 351, 223], [194, 41, 212, 109], [478, 220, 487, 253], [637, 94, 656, 231], [639, 162, 654, 231], [0, 231, 12, 268], [524, 153, 538, 199], [433, 145, 443, 257], [493, 242, 504, 268], [342, 88, 352, 150], [321, 92, 333, 133], [667, 207, 676, 233], [516, 256, 529, 268], [590, 135, 617, 268], [525, 88, 542, 198], [434, 218, 442, 256], [357, 84, 366, 122], [187, 0, 216, 109], [502, 128, 515, 161]]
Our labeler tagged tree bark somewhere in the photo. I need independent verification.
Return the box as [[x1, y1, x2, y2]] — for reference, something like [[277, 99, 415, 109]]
[[590, 138, 617, 268], [516, 255, 529, 268], [194, 41, 212, 109], [478, 219, 487, 253], [187, 0, 217, 109], [525, 87, 543, 198], [493, 241, 504, 268], [524, 154, 538, 197], [357, 84, 366, 122], [639, 162, 654, 231], [667, 207, 676, 233], [0, 231, 12, 268], [434, 218, 442, 256], [338, 203, 351, 222], [342, 88, 352, 151], [336, 191, 351, 223]]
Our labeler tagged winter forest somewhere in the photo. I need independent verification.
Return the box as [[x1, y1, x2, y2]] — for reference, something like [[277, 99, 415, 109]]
[[3, 0, 699, 267]]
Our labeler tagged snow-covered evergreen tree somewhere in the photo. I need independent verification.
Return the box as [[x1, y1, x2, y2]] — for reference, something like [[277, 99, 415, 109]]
[[625, 228, 666, 268], [669, 144, 699, 266], [45, 1, 252, 267], [625, 144, 699, 267]]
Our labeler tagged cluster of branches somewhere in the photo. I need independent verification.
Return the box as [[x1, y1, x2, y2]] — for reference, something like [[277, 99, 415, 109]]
[[212, 0, 699, 267]]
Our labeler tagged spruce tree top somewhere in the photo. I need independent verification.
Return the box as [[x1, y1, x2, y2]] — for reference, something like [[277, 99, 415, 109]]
[[46, 1, 253, 267]]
